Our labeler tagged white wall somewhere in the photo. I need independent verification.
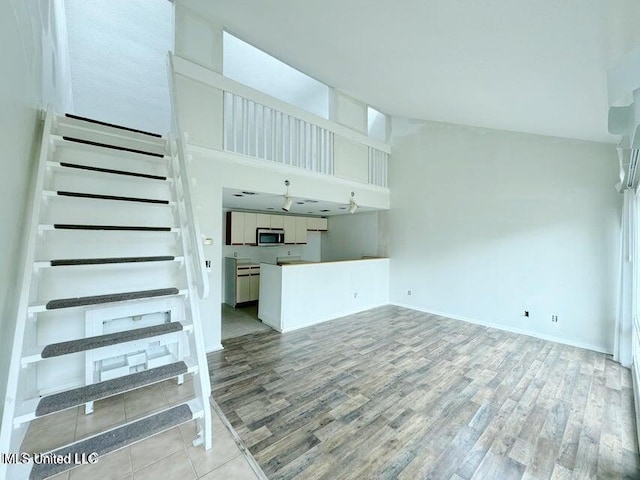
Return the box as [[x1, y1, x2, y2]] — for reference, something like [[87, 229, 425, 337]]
[[322, 211, 381, 261], [260, 259, 390, 333], [389, 119, 621, 353], [0, 0, 49, 418], [64, 0, 172, 134]]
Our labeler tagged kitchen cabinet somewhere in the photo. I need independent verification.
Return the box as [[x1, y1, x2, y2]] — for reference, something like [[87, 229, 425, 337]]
[[295, 217, 308, 244], [257, 214, 271, 228], [307, 217, 328, 231], [225, 258, 260, 306], [227, 212, 245, 245], [283, 216, 296, 244], [226, 211, 327, 245], [250, 272, 260, 299], [270, 215, 284, 229], [244, 213, 257, 245], [236, 273, 252, 303]]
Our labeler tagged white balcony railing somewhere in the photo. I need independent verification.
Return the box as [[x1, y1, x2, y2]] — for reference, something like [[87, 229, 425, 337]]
[[171, 54, 390, 189], [224, 92, 334, 175]]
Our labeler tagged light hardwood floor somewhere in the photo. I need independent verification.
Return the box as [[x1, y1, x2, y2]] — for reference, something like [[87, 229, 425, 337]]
[[208, 305, 640, 479]]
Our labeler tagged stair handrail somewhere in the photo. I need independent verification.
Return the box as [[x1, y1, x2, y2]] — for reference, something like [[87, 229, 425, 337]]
[[166, 52, 209, 300]]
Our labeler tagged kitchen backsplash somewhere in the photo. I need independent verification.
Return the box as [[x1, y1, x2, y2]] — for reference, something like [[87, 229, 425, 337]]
[[221, 231, 322, 265]]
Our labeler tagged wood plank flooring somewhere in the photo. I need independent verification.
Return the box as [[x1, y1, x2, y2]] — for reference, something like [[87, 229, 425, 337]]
[[207, 305, 640, 479]]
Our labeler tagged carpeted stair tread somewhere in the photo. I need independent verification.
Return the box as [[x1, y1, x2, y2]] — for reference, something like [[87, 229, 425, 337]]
[[29, 403, 192, 480], [41, 321, 183, 358], [36, 361, 188, 416], [62, 136, 165, 158], [45, 287, 179, 310], [64, 113, 163, 138], [57, 191, 170, 204], [59, 161, 167, 180], [51, 256, 175, 266], [53, 224, 172, 231]]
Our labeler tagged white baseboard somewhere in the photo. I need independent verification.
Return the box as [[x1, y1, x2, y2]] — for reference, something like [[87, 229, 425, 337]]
[[392, 302, 612, 355], [206, 343, 224, 353]]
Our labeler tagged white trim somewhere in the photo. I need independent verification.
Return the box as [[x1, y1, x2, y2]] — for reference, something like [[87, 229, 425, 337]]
[[187, 144, 390, 195], [0, 108, 54, 470], [172, 54, 391, 155], [392, 303, 613, 355], [206, 343, 224, 353]]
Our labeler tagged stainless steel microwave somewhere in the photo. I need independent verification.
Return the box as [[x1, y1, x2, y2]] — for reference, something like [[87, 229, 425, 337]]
[[257, 228, 285, 246]]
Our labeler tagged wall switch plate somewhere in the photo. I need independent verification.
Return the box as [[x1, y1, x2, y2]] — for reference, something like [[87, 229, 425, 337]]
[[407, 290, 412, 296]]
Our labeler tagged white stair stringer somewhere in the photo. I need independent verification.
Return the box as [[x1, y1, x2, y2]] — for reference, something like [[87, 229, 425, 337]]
[[0, 107, 213, 480]]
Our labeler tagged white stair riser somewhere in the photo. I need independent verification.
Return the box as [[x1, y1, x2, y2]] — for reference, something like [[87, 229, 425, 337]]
[[52, 139, 170, 174], [38, 230, 180, 260], [34, 265, 185, 302], [56, 116, 167, 147], [41, 198, 176, 227], [55, 124, 167, 156], [48, 170, 173, 202]]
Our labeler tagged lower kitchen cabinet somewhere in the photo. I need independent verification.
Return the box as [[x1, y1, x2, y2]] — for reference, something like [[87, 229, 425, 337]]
[[224, 258, 260, 307]]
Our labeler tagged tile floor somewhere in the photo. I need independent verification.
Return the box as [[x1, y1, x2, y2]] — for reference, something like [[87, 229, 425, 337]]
[[221, 304, 273, 341], [21, 377, 266, 480]]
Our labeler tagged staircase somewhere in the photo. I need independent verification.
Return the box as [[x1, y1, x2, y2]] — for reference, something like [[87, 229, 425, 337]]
[[0, 111, 212, 479]]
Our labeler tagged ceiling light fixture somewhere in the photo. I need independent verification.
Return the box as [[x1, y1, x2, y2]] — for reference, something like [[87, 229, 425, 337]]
[[349, 191, 358, 214], [282, 180, 292, 211]]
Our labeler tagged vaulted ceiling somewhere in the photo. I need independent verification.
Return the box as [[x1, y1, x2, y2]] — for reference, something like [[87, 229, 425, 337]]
[[186, 0, 640, 143]]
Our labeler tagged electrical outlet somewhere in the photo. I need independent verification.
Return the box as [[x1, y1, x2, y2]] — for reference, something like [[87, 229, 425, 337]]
[[524, 311, 529, 317], [407, 290, 412, 296], [354, 292, 358, 298], [287, 251, 291, 256], [552, 315, 558, 322]]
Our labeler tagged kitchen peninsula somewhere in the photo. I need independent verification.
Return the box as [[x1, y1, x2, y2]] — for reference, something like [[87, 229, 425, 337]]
[[258, 257, 389, 332]]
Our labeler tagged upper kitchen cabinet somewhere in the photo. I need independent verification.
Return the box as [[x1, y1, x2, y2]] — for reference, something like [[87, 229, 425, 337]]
[[295, 217, 308, 244], [244, 213, 257, 245], [225, 211, 258, 245], [227, 211, 245, 245], [226, 211, 327, 245], [283, 216, 296, 244], [257, 214, 271, 228], [307, 217, 328, 231], [270, 215, 284, 229]]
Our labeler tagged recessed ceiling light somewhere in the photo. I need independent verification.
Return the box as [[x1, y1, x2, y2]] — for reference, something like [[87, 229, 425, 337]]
[[320, 209, 330, 212], [233, 194, 244, 197], [296, 202, 304, 205], [242, 191, 257, 195]]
